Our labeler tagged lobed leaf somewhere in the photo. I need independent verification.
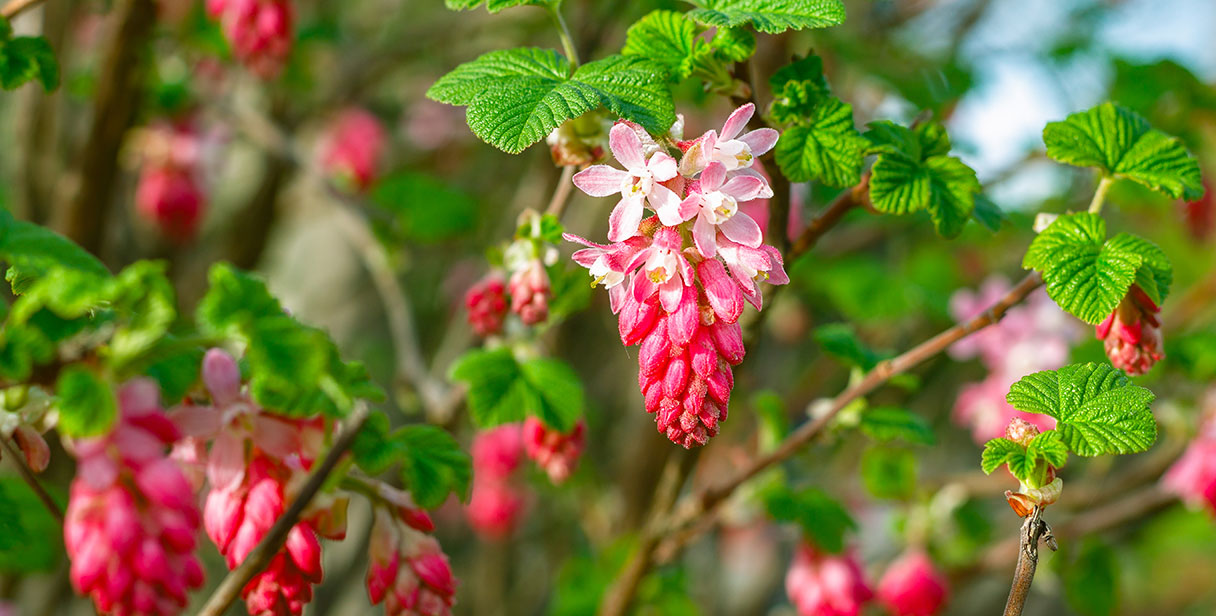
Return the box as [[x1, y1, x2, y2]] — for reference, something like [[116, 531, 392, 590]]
[[687, 0, 846, 34], [859, 407, 936, 446], [622, 10, 707, 81], [774, 98, 867, 187]]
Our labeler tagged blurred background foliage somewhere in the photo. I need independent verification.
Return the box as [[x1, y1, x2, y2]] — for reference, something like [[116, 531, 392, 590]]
[[1, 0, 1216, 614]]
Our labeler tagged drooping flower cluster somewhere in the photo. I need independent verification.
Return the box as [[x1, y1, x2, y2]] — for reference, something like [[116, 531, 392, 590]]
[[319, 107, 386, 192], [785, 543, 873, 616], [65, 379, 205, 616], [465, 424, 527, 539], [566, 104, 787, 447], [1095, 284, 1165, 376], [366, 485, 457, 616], [1000, 418, 1063, 516], [463, 274, 509, 337], [171, 349, 347, 616], [522, 417, 585, 483], [1162, 392, 1216, 514], [876, 551, 949, 616], [949, 276, 1079, 443], [207, 0, 293, 78], [135, 119, 206, 242]]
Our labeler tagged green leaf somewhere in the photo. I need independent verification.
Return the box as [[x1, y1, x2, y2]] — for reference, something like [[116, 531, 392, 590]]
[[108, 261, 177, 367], [1022, 213, 1171, 323], [622, 10, 708, 81], [859, 407, 935, 445], [0, 34, 58, 91], [352, 412, 403, 475], [369, 172, 477, 243], [0, 213, 109, 294], [865, 122, 980, 237], [708, 27, 755, 62], [981, 437, 1023, 475], [763, 486, 855, 553], [195, 263, 282, 337], [971, 194, 1007, 232], [861, 446, 917, 500], [1043, 102, 1202, 199], [770, 54, 828, 93], [519, 357, 584, 432], [397, 424, 472, 509], [428, 48, 675, 154], [56, 366, 119, 437], [444, 0, 555, 13], [449, 348, 529, 427], [1028, 430, 1069, 469], [1006, 363, 1157, 456], [687, 0, 846, 34], [813, 323, 883, 370], [774, 98, 867, 187]]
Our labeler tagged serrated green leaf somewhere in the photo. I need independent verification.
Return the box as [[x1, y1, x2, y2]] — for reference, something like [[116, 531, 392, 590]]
[[56, 366, 118, 437], [868, 150, 979, 237], [1043, 102, 1202, 199], [863, 121, 924, 158], [351, 411, 402, 475], [444, 0, 555, 13], [0, 35, 59, 91], [708, 27, 754, 62], [859, 407, 935, 445], [763, 486, 855, 553], [1006, 363, 1157, 456], [1023, 213, 1171, 324], [195, 263, 282, 336], [449, 348, 529, 427], [108, 261, 177, 367], [0, 213, 109, 294], [774, 98, 867, 187], [813, 323, 882, 370], [1028, 430, 1069, 469], [428, 48, 675, 154], [519, 357, 584, 432], [398, 424, 472, 508], [770, 54, 827, 93], [622, 10, 708, 81], [981, 437, 1023, 475], [972, 194, 1006, 232], [688, 0, 846, 34]]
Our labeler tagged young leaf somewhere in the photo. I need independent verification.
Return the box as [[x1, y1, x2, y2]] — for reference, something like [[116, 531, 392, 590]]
[[519, 357, 584, 432], [859, 407, 936, 445], [448, 348, 529, 427], [1006, 363, 1157, 457], [352, 411, 404, 475], [1028, 430, 1069, 469], [687, 0, 847, 34], [0, 34, 59, 91], [981, 437, 1023, 475], [397, 425, 473, 509], [774, 98, 868, 187], [864, 122, 981, 237], [622, 10, 708, 81], [1023, 213, 1172, 323], [56, 366, 118, 437], [1043, 102, 1202, 200], [763, 486, 856, 553], [708, 27, 755, 62], [427, 48, 674, 154]]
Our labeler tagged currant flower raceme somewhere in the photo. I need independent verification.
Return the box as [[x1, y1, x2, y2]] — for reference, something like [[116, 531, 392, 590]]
[[1095, 284, 1165, 376], [785, 542, 873, 616], [367, 506, 457, 616], [470, 424, 524, 481], [65, 379, 205, 616], [508, 259, 551, 326], [466, 425, 527, 539], [564, 233, 650, 313], [522, 417, 585, 484], [319, 107, 386, 192], [679, 102, 779, 185], [135, 120, 207, 242], [464, 273, 509, 337], [679, 161, 767, 258], [572, 123, 682, 241], [876, 551, 949, 616], [1162, 395, 1216, 514], [208, 0, 294, 79]]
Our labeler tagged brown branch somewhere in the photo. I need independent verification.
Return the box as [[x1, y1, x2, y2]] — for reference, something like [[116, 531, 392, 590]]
[[788, 174, 869, 260], [0, 435, 62, 523], [1003, 506, 1052, 616], [0, 0, 45, 19], [58, 0, 156, 257], [195, 403, 370, 616]]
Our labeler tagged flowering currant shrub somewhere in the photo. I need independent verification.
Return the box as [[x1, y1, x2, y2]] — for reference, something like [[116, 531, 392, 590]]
[[1, 0, 1216, 615]]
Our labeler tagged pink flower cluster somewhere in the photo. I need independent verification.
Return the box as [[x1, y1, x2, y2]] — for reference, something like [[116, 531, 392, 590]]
[[785, 543, 872, 616], [207, 0, 293, 78], [135, 120, 206, 242], [465, 425, 526, 540], [508, 260, 551, 325], [949, 276, 1079, 444], [522, 416, 585, 483], [1162, 394, 1216, 514], [464, 240, 555, 335], [320, 107, 386, 192], [172, 349, 347, 616], [876, 551, 949, 616], [567, 104, 788, 447], [366, 486, 457, 616], [1095, 284, 1164, 376], [65, 380, 205, 616], [464, 274, 509, 336]]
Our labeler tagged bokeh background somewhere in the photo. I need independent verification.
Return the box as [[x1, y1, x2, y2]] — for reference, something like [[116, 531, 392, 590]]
[[2, 0, 1216, 614]]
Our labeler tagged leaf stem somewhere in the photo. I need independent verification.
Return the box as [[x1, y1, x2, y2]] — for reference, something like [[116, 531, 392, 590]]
[[548, 4, 580, 69], [1088, 176, 1114, 214]]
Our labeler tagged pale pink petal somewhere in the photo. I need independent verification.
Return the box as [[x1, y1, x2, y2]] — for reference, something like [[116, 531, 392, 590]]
[[650, 184, 686, 226], [693, 213, 717, 258], [646, 152, 678, 181], [571, 248, 602, 269], [679, 131, 715, 176], [168, 405, 222, 439], [609, 124, 646, 172], [632, 272, 657, 304], [607, 196, 645, 242], [720, 175, 765, 201], [762, 245, 789, 285], [733, 167, 774, 198], [720, 213, 763, 247], [206, 431, 246, 493], [79, 455, 120, 490], [739, 128, 779, 157], [678, 193, 702, 221], [572, 165, 629, 197], [659, 278, 684, 312], [561, 232, 609, 249], [252, 415, 303, 461], [700, 162, 726, 192], [720, 104, 755, 141]]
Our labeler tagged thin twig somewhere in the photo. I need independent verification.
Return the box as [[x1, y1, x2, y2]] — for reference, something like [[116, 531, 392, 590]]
[[1003, 506, 1050, 616], [195, 403, 371, 616], [545, 165, 577, 218], [788, 175, 868, 260], [0, 0, 45, 20], [0, 435, 62, 523]]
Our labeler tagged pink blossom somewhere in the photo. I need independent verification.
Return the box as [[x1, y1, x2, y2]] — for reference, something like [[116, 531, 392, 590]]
[[679, 161, 767, 257], [564, 232, 651, 314], [522, 417, 585, 483], [508, 259, 551, 326], [1162, 413, 1216, 513], [786, 543, 873, 616], [320, 108, 386, 191], [465, 477, 526, 540], [679, 103, 779, 179], [210, 0, 293, 78], [627, 226, 695, 313], [135, 120, 206, 242], [367, 507, 457, 616], [65, 379, 205, 616], [876, 551, 949, 616], [572, 123, 681, 241], [470, 424, 524, 481], [1096, 284, 1164, 376], [464, 274, 508, 337], [715, 234, 789, 310]]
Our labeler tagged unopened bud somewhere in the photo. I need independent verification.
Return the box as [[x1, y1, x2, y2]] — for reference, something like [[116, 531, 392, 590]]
[[1005, 418, 1040, 446]]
